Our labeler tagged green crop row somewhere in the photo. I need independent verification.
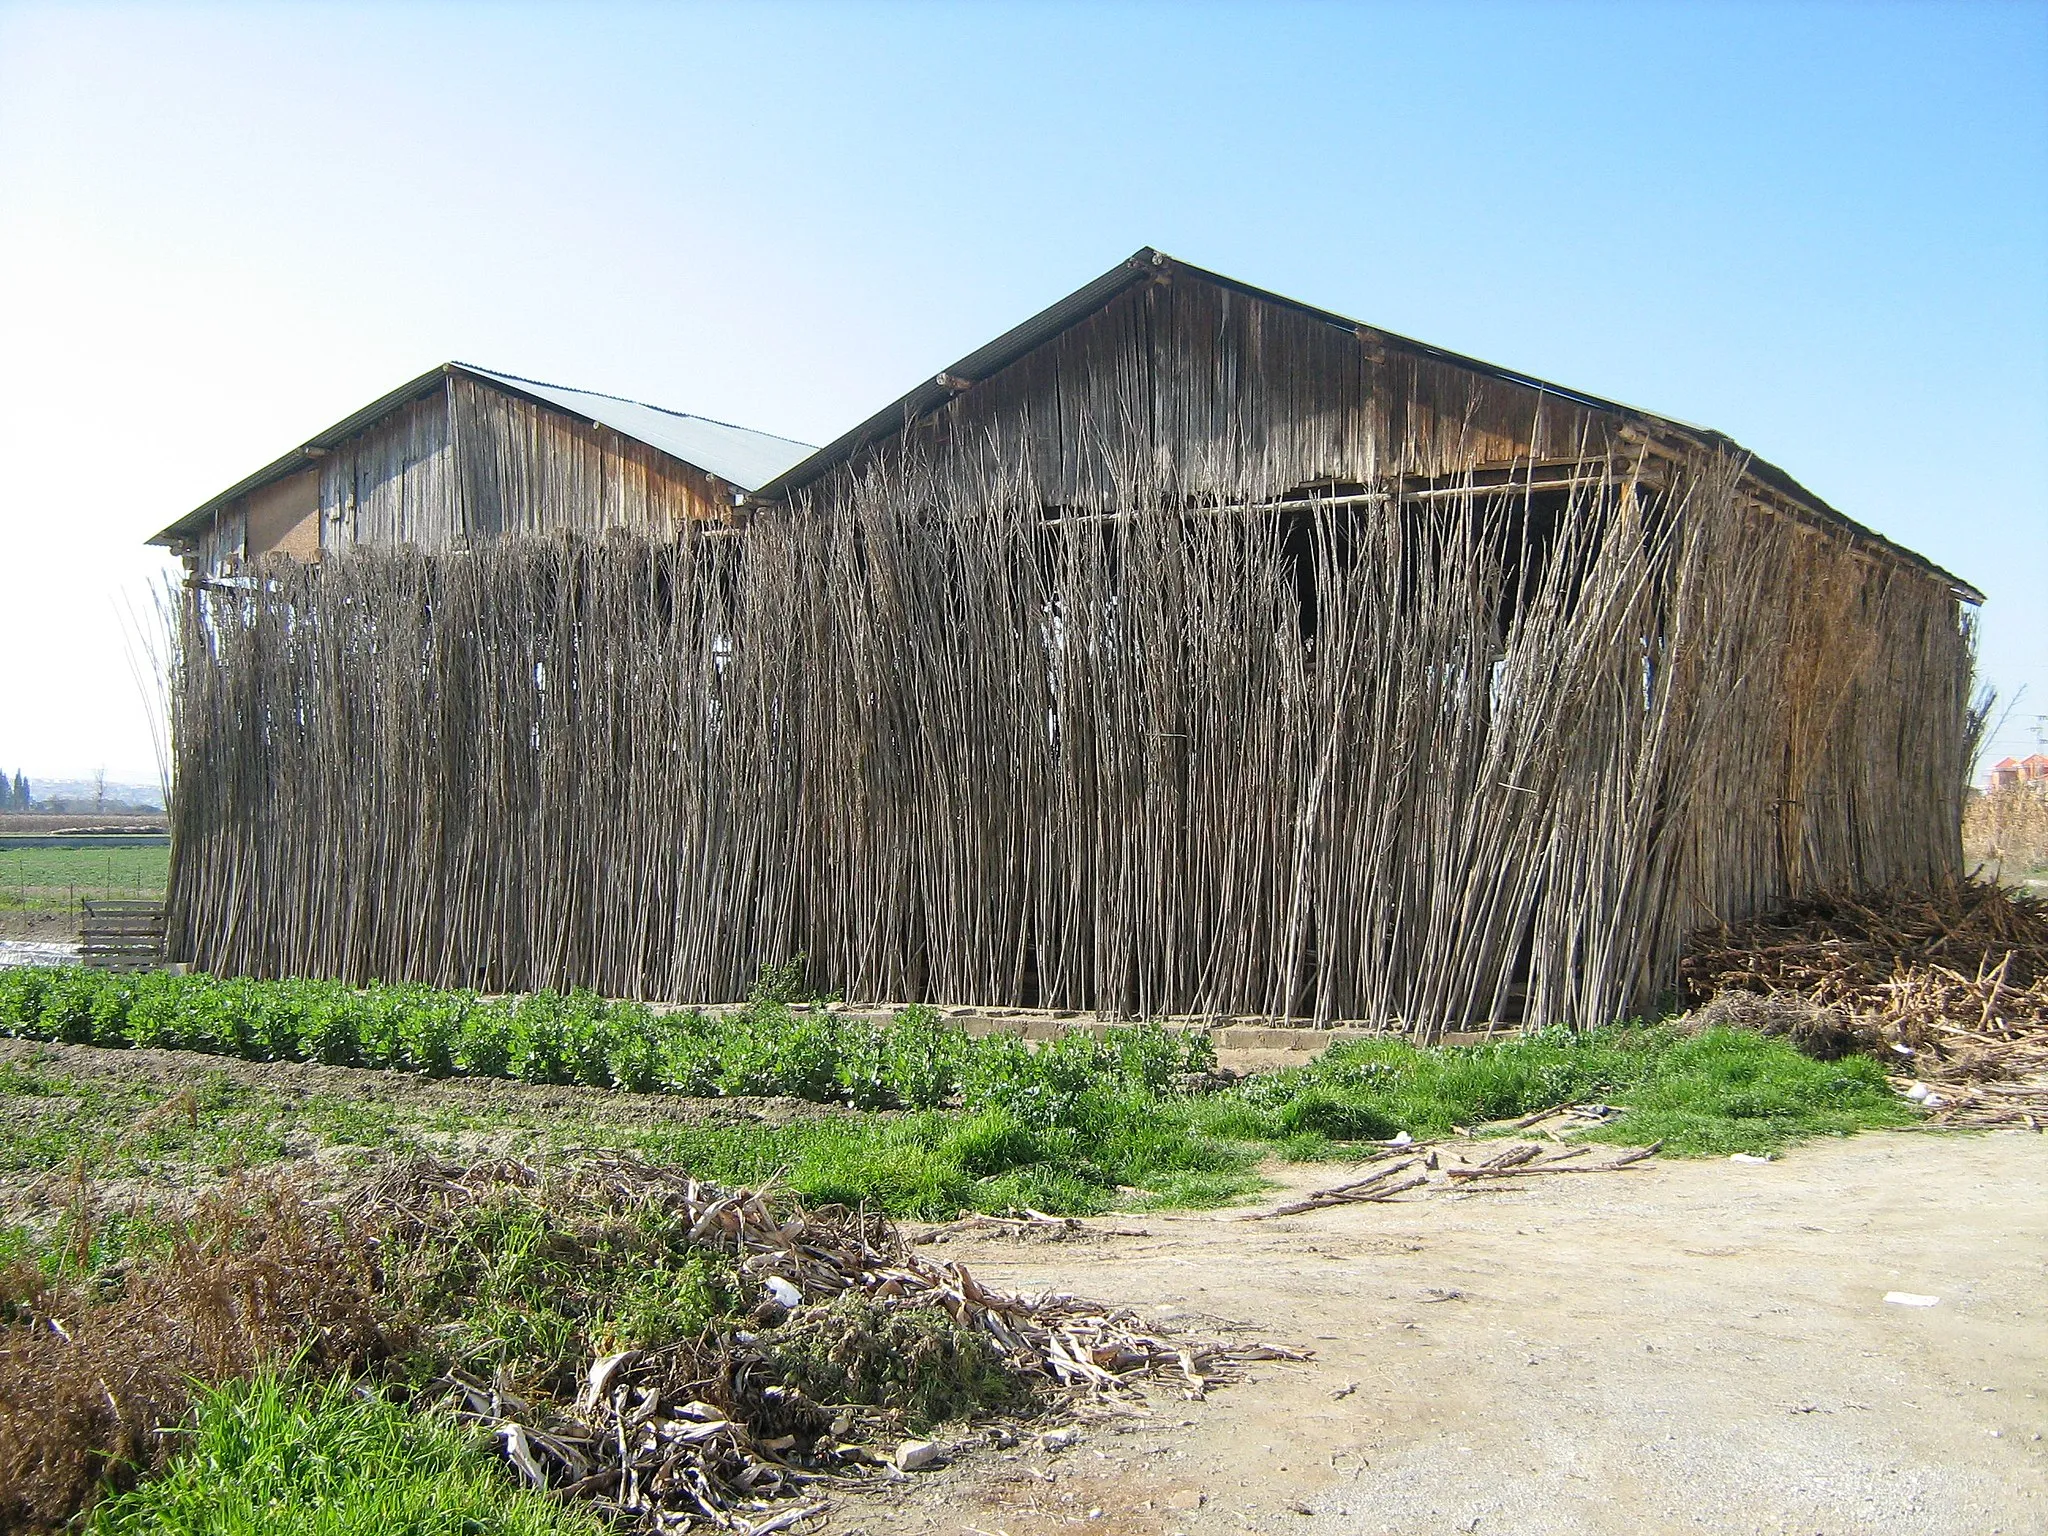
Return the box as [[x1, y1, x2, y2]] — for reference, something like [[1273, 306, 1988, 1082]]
[[0, 966, 1214, 1124]]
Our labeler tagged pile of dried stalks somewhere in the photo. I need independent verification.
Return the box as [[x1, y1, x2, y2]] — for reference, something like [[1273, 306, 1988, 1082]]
[[1680, 878, 2048, 1128], [347, 1157, 1304, 1533], [2, 1156, 1300, 1533]]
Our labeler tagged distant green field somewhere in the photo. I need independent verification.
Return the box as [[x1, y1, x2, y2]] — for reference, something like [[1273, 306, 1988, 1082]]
[[0, 844, 168, 908]]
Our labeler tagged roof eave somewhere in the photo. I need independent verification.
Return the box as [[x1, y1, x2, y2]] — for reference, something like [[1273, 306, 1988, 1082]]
[[750, 249, 1982, 604], [750, 250, 1163, 503], [147, 364, 455, 547]]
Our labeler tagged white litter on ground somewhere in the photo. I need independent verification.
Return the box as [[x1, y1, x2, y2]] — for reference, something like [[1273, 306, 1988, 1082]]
[[0, 939, 79, 969]]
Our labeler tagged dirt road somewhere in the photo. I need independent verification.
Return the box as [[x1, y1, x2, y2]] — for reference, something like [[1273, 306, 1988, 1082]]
[[856, 1132, 2045, 1536]]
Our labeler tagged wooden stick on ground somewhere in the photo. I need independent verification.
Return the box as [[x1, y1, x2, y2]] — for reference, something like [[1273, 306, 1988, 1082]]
[[1246, 1158, 1428, 1219], [1445, 1141, 1662, 1181]]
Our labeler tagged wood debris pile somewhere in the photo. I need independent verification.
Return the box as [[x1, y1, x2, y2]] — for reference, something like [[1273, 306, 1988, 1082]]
[[1249, 1128, 1661, 1219], [346, 1157, 1304, 1532], [1680, 877, 2048, 1129]]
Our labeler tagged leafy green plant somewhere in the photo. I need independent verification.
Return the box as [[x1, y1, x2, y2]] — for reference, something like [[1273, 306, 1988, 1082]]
[[0, 968, 1922, 1217], [0, 968, 1214, 1126]]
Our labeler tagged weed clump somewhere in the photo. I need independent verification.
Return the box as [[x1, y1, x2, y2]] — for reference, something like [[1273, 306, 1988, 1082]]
[[353, 1162, 752, 1394], [0, 1184, 391, 1531], [763, 1293, 1038, 1428]]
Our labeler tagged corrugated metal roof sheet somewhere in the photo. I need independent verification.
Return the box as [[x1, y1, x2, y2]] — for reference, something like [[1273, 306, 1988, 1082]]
[[456, 365, 815, 493], [150, 364, 815, 546]]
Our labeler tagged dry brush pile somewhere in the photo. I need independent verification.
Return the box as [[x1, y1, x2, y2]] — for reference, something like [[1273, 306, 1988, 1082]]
[[0, 1185, 390, 1532], [1680, 877, 2048, 1128], [0, 1156, 1298, 1534]]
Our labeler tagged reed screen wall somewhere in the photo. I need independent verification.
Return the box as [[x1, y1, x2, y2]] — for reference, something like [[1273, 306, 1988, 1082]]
[[166, 438, 1973, 1036]]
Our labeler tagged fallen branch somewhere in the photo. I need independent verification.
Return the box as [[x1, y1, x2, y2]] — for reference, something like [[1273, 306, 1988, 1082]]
[[1249, 1171, 1432, 1220], [1445, 1141, 1662, 1180]]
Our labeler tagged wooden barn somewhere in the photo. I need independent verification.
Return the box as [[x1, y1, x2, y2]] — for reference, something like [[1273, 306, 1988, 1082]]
[[149, 362, 815, 571], [161, 252, 1981, 1037]]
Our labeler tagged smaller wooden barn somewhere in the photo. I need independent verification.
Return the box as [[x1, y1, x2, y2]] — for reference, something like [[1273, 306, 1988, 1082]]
[[149, 363, 814, 573]]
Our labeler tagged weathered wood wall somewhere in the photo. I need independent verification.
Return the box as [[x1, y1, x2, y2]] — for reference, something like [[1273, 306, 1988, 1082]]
[[193, 377, 735, 568], [319, 389, 459, 552], [882, 277, 1617, 508], [449, 374, 732, 538], [163, 281, 1973, 1032]]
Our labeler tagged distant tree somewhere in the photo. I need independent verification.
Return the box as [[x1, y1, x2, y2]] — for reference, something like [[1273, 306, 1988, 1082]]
[[92, 769, 106, 816], [12, 772, 28, 809], [0, 772, 13, 812]]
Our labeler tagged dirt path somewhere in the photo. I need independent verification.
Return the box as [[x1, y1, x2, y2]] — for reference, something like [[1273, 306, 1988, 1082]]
[[857, 1133, 2045, 1536]]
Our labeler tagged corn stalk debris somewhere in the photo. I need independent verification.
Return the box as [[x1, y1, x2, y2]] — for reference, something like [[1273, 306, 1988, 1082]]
[[345, 1157, 1306, 1532], [1681, 878, 2048, 1129]]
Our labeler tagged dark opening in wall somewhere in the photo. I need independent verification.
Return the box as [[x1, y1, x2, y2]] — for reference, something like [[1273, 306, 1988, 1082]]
[[1265, 464, 1629, 649]]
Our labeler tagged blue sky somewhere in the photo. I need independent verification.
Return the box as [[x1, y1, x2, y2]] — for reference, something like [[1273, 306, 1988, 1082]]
[[1, 0, 2043, 781]]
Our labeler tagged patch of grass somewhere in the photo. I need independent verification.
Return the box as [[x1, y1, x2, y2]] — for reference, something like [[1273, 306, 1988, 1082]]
[[0, 843, 167, 910], [1, 1021, 1917, 1237], [1200, 1023, 1913, 1157], [80, 1372, 602, 1536], [384, 1192, 749, 1392], [1567, 1029, 1914, 1155], [0, 1058, 426, 1183], [602, 1102, 1264, 1220]]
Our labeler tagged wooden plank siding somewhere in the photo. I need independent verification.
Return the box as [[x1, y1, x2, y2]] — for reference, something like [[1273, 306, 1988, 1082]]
[[868, 276, 1618, 513], [448, 373, 732, 540], [319, 388, 460, 554], [185, 376, 739, 571]]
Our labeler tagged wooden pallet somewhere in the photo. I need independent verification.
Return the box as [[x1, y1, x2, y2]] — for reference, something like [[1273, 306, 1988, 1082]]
[[80, 899, 166, 973]]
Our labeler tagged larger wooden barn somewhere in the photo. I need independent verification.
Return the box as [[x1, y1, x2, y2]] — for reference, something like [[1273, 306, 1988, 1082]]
[[162, 252, 1980, 1037]]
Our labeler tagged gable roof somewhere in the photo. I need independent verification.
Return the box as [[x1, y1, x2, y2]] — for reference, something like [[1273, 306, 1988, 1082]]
[[149, 363, 815, 547], [752, 248, 1979, 603], [457, 365, 815, 491]]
